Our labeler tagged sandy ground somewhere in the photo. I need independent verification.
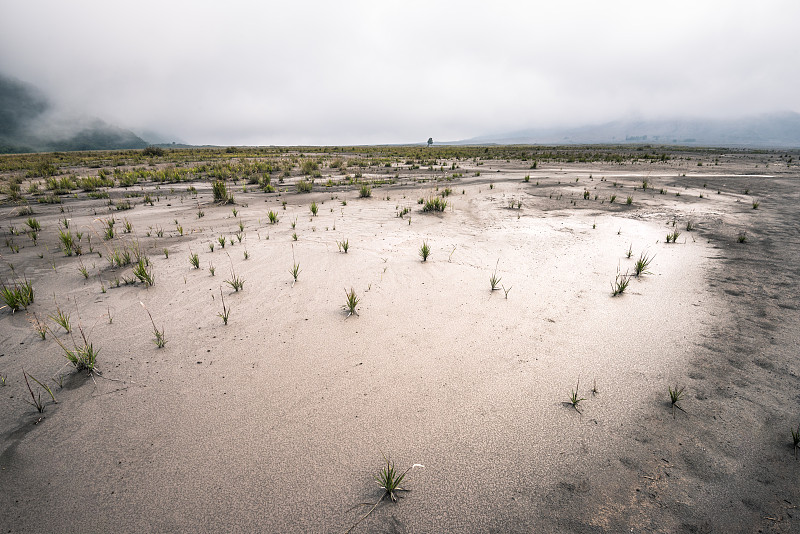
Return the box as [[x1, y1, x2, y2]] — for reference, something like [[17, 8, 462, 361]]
[[1, 151, 799, 533]]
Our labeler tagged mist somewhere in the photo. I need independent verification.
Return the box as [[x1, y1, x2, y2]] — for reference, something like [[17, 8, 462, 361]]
[[1, 0, 798, 145]]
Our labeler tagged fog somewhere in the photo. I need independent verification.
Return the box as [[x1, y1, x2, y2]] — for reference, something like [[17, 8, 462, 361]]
[[1, 0, 798, 145]]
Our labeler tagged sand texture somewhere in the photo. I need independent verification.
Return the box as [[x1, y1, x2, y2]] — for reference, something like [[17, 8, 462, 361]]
[[1, 147, 799, 533]]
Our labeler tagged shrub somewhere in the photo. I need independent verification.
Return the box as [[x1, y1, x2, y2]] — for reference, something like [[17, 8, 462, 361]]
[[296, 179, 313, 193], [142, 146, 165, 157], [422, 196, 447, 212]]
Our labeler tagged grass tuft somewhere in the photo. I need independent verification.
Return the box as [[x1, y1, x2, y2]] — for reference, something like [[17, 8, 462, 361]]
[[345, 455, 422, 534], [140, 302, 166, 348], [419, 241, 431, 262], [633, 251, 653, 277], [669, 385, 686, 417], [218, 287, 230, 324], [611, 269, 631, 296], [343, 287, 359, 317], [133, 257, 155, 286], [567, 380, 586, 413], [422, 196, 447, 212], [289, 245, 300, 286], [489, 259, 501, 291], [53, 326, 98, 372], [1, 277, 34, 312]]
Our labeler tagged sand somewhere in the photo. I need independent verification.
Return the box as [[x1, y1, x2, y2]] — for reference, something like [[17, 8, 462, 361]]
[[1, 149, 798, 533]]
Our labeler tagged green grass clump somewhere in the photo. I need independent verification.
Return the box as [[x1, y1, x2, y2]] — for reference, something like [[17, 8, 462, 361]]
[[633, 251, 653, 277], [190, 252, 200, 269], [54, 327, 98, 372], [133, 258, 155, 286], [666, 230, 681, 243], [669, 385, 685, 417], [419, 241, 431, 262], [268, 210, 279, 224], [422, 196, 447, 212], [296, 179, 313, 193], [611, 269, 630, 296], [213, 180, 232, 203], [1, 278, 34, 312], [737, 232, 747, 243], [337, 239, 349, 253], [58, 229, 76, 256], [489, 260, 501, 291], [25, 217, 41, 232], [359, 184, 372, 198], [289, 245, 300, 286], [343, 287, 359, 317], [289, 261, 300, 285], [345, 455, 422, 534], [225, 268, 244, 292], [218, 288, 230, 324], [50, 302, 71, 332], [626, 195, 633, 205], [567, 380, 586, 413], [310, 201, 318, 216]]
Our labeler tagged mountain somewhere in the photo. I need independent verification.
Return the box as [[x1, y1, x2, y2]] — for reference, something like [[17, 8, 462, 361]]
[[0, 73, 147, 153], [455, 113, 800, 148]]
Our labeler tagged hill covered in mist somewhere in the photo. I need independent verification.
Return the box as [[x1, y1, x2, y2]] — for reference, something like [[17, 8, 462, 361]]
[[456, 114, 800, 148], [0, 73, 147, 154]]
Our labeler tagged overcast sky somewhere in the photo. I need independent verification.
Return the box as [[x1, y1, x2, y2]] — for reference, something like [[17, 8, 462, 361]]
[[1, 0, 798, 145]]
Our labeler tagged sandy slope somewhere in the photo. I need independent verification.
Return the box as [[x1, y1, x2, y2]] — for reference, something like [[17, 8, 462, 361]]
[[1, 154, 798, 533]]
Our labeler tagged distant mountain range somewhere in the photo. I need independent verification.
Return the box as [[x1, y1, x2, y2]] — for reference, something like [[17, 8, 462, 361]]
[[454, 113, 800, 148], [0, 73, 147, 154]]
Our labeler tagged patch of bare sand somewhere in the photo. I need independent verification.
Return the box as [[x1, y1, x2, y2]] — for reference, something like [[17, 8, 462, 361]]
[[1, 159, 797, 533]]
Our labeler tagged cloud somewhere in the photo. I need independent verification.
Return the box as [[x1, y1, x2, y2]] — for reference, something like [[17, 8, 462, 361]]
[[2, 0, 798, 144]]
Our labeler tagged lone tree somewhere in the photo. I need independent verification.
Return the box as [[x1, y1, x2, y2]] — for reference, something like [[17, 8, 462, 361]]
[[427, 137, 433, 147]]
